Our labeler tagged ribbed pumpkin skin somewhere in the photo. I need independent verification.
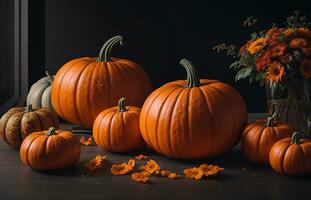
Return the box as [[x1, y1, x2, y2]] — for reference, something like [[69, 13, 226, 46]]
[[269, 136, 311, 175], [242, 120, 295, 164], [51, 57, 152, 128], [27, 76, 53, 110], [93, 106, 145, 152], [0, 106, 59, 149], [20, 129, 81, 170], [139, 79, 247, 159]]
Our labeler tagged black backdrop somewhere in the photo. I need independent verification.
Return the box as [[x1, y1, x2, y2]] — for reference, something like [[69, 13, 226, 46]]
[[39, 0, 311, 112]]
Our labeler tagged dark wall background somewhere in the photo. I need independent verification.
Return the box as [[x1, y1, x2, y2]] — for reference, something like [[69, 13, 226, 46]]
[[40, 0, 311, 112]]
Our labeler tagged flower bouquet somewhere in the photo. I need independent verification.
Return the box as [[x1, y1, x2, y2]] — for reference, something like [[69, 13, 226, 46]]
[[214, 11, 311, 133]]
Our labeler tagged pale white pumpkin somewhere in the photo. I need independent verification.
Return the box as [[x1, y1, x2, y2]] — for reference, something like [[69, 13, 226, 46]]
[[26, 71, 54, 110]]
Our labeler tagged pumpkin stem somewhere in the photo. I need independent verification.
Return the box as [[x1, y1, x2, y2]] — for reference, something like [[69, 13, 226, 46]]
[[180, 58, 200, 88], [118, 97, 128, 112], [98, 35, 123, 62], [266, 117, 274, 127], [45, 70, 54, 81], [291, 132, 301, 144], [47, 127, 57, 136], [26, 104, 33, 112]]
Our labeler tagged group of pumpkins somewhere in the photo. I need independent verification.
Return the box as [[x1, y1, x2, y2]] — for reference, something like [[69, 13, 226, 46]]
[[0, 35, 310, 175]]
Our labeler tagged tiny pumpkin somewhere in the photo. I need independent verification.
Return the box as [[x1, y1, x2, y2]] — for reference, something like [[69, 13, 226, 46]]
[[269, 132, 311, 176], [26, 71, 54, 110], [242, 117, 295, 164], [20, 127, 81, 170], [93, 98, 145, 152], [140, 59, 247, 159], [0, 105, 59, 149], [51, 35, 152, 129]]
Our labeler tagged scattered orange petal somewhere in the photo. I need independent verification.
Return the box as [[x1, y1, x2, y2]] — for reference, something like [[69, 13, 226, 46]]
[[168, 173, 180, 179], [141, 159, 160, 174], [84, 155, 106, 171], [127, 159, 135, 169], [111, 159, 136, 175], [160, 169, 171, 177], [135, 154, 147, 160], [80, 136, 93, 145], [131, 172, 150, 183], [184, 167, 204, 180], [199, 164, 224, 176]]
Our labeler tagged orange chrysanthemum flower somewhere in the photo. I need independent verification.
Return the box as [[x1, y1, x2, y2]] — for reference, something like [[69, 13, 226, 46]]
[[266, 28, 284, 43], [84, 155, 106, 171], [266, 61, 285, 82], [300, 59, 311, 78], [247, 37, 268, 54], [140, 160, 160, 174], [255, 50, 271, 70], [131, 172, 150, 183], [168, 173, 180, 179], [184, 167, 204, 180], [199, 164, 224, 176], [290, 38, 309, 49], [80, 136, 92, 146], [284, 28, 311, 40], [298, 27, 311, 38], [283, 28, 295, 37], [111, 159, 135, 175], [270, 43, 286, 57], [239, 41, 251, 54], [135, 154, 147, 160]]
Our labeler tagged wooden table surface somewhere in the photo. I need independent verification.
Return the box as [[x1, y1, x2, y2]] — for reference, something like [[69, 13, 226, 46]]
[[0, 114, 310, 200]]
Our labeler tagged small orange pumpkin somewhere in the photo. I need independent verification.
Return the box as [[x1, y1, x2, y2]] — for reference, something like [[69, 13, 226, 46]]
[[242, 117, 295, 164], [269, 132, 311, 175], [51, 35, 152, 129], [93, 98, 145, 152], [140, 59, 247, 159], [20, 127, 81, 170]]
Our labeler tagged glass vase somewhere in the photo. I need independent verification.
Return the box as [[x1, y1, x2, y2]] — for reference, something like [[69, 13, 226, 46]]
[[266, 79, 311, 134]]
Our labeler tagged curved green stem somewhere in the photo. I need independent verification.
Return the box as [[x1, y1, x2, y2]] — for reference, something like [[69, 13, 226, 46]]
[[47, 127, 57, 136], [118, 97, 128, 112], [180, 58, 200, 88], [291, 132, 301, 144], [98, 35, 123, 62], [26, 104, 33, 112], [266, 117, 274, 127], [45, 70, 54, 81]]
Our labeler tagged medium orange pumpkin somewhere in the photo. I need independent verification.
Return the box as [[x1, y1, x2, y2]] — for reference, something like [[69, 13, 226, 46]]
[[269, 132, 311, 175], [0, 105, 59, 149], [20, 127, 81, 170], [51, 35, 152, 128], [242, 117, 295, 164], [93, 98, 145, 152], [139, 59, 247, 159]]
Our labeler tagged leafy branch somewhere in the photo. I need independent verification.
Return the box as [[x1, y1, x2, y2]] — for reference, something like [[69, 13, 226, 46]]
[[286, 10, 311, 28], [243, 16, 258, 28], [213, 43, 238, 58]]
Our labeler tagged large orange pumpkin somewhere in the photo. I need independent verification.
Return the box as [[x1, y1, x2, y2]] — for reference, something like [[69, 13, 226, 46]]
[[269, 132, 311, 175], [242, 117, 295, 164], [93, 98, 145, 152], [20, 127, 81, 170], [51, 35, 152, 128], [139, 59, 247, 159]]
